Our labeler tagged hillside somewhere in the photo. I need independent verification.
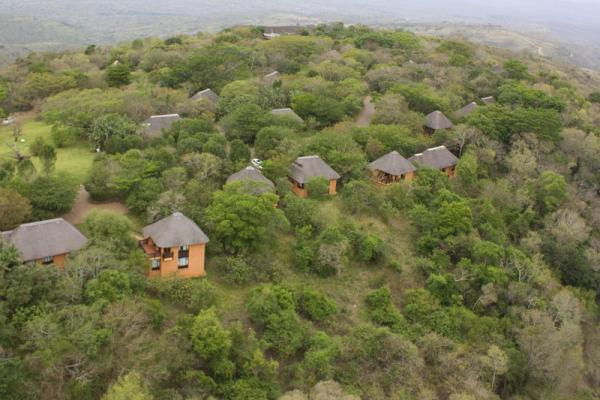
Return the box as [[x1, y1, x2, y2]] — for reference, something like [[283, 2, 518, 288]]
[[0, 24, 600, 400]]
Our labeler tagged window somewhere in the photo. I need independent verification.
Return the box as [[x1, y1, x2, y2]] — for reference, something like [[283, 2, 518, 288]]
[[162, 249, 173, 260], [178, 257, 189, 268], [41, 256, 53, 265], [151, 258, 160, 270], [179, 245, 189, 258]]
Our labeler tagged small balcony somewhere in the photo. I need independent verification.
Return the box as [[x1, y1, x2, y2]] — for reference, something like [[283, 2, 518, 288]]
[[140, 240, 160, 258]]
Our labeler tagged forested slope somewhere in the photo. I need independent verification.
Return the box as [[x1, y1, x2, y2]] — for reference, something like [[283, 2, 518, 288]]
[[0, 24, 599, 400]]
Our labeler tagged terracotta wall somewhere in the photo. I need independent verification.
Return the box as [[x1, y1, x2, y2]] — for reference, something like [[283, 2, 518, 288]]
[[328, 179, 337, 195], [147, 242, 206, 278], [35, 253, 67, 268], [291, 178, 338, 197], [444, 166, 456, 178]]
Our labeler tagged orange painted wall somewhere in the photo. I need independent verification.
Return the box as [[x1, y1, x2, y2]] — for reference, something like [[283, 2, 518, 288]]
[[291, 181, 308, 198], [328, 179, 337, 195], [443, 166, 456, 178], [291, 179, 337, 197], [147, 242, 206, 278], [35, 253, 67, 268]]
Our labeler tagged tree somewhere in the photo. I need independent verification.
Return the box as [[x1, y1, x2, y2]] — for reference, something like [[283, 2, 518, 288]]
[[467, 104, 562, 143], [190, 308, 231, 361], [102, 371, 154, 400], [105, 64, 132, 87], [0, 188, 31, 230], [503, 59, 530, 80], [306, 177, 330, 199], [85, 269, 132, 303], [205, 183, 287, 253], [81, 211, 135, 255], [229, 139, 251, 165], [534, 171, 567, 215], [38, 144, 56, 174], [455, 153, 478, 193], [90, 113, 138, 149], [291, 93, 345, 127], [16, 175, 78, 219], [222, 104, 271, 144]]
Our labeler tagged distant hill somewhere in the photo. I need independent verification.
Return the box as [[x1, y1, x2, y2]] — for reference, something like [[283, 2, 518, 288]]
[[2, 0, 600, 69]]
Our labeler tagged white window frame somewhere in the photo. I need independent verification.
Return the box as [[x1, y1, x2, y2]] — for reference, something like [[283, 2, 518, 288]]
[[41, 256, 53, 264], [151, 258, 161, 270]]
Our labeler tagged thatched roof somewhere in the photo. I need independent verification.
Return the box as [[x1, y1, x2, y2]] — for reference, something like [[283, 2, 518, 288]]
[[481, 96, 496, 105], [1, 218, 87, 262], [143, 212, 209, 248], [226, 166, 275, 194], [368, 151, 416, 176], [271, 108, 303, 122], [425, 111, 454, 130], [263, 71, 281, 83], [143, 114, 181, 138], [409, 146, 459, 170], [289, 156, 340, 184], [191, 88, 220, 103], [456, 102, 478, 118]]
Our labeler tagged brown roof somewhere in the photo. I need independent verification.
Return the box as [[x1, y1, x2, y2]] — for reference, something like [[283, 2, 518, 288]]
[[409, 146, 459, 170], [1, 218, 87, 262], [368, 151, 416, 176], [481, 96, 496, 105], [456, 102, 478, 118], [143, 114, 181, 138], [271, 108, 303, 122], [143, 212, 209, 248], [263, 71, 281, 84], [289, 156, 340, 184], [226, 166, 275, 194], [425, 111, 454, 130], [191, 88, 220, 103]]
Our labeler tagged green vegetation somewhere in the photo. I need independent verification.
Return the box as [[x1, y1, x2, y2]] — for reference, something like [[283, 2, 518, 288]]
[[0, 23, 599, 400]]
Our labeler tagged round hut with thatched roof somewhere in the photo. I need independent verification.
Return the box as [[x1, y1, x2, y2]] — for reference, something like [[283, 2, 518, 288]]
[[368, 151, 416, 184], [424, 111, 454, 135]]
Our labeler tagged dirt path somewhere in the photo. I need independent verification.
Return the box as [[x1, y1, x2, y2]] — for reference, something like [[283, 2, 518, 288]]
[[63, 186, 128, 225], [356, 96, 375, 127]]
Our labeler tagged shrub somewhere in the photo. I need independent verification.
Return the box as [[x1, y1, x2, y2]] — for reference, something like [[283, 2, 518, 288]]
[[296, 287, 337, 321], [28, 137, 46, 157], [246, 284, 296, 326], [365, 287, 406, 332], [223, 255, 254, 285], [150, 277, 217, 312], [306, 176, 330, 199]]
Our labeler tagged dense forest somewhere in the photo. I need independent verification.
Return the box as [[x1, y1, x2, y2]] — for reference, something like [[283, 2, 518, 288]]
[[0, 23, 600, 400]]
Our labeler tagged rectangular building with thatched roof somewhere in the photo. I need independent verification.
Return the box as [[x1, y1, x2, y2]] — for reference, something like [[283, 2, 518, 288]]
[[140, 212, 209, 278], [289, 155, 340, 197], [271, 108, 303, 123], [409, 145, 459, 177], [263, 71, 281, 84], [191, 88, 220, 103], [368, 151, 416, 184], [1, 218, 87, 267], [142, 114, 181, 138]]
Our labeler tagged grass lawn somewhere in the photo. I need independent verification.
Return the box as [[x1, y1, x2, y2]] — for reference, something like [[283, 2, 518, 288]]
[[0, 119, 94, 184]]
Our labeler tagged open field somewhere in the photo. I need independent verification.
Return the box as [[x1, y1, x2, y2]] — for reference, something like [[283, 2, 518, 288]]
[[0, 119, 95, 184]]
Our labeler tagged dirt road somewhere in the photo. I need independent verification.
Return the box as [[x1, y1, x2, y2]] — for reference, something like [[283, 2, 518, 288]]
[[63, 186, 128, 225]]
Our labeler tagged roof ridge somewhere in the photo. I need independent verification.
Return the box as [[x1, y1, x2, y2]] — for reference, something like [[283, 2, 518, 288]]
[[150, 114, 179, 118], [18, 217, 66, 227]]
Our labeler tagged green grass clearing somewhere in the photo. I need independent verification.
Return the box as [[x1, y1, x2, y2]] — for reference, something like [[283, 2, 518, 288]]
[[0, 119, 95, 184]]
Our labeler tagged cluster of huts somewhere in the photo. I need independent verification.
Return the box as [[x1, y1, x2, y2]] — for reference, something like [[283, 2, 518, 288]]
[[1, 143, 458, 279], [5, 71, 475, 279]]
